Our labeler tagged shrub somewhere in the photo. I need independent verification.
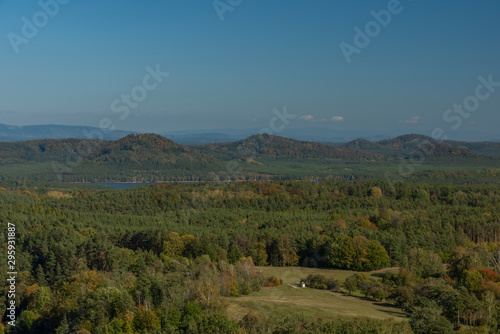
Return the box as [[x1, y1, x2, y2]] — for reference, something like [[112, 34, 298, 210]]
[[326, 278, 341, 291], [305, 274, 323, 288], [263, 276, 282, 287], [344, 273, 368, 294]]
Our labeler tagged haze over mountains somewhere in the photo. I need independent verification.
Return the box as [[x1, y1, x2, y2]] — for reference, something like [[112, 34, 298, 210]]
[[0, 123, 132, 142], [1, 123, 499, 144], [0, 123, 387, 144]]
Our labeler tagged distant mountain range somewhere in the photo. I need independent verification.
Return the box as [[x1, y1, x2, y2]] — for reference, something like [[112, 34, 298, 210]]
[[0, 132, 498, 183], [337, 134, 500, 158], [1, 123, 499, 145], [0, 123, 390, 144], [3, 132, 494, 166], [0, 133, 380, 165], [161, 128, 392, 144]]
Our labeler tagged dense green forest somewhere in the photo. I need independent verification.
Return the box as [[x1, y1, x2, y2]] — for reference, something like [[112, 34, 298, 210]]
[[0, 180, 499, 333]]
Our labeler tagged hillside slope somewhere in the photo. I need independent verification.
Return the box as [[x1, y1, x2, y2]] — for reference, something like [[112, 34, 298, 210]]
[[0, 138, 103, 164], [0, 134, 498, 183], [341, 134, 500, 158], [88, 133, 216, 163], [407, 143, 481, 159], [202, 134, 383, 161]]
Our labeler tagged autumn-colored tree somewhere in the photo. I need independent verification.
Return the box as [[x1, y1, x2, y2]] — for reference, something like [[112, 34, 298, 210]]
[[25, 284, 52, 314], [249, 242, 268, 266], [370, 186, 383, 198], [193, 277, 225, 311], [162, 232, 185, 258], [270, 235, 299, 267], [352, 236, 370, 270], [219, 268, 238, 297], [133, 306, 161, 332]]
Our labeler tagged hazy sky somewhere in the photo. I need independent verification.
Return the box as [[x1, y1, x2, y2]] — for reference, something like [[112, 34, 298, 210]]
[[0, 0, 499, 139]]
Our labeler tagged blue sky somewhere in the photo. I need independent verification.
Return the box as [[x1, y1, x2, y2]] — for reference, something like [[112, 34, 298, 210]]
[[0, 0, 499, 140]]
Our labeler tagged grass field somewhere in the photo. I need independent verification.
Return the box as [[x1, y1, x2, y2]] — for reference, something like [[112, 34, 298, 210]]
[[226, 266, 407, 322], [256, 266, 400, 283]]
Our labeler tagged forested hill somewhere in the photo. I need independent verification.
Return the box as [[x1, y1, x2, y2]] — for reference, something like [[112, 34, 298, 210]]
[[87, 133, 216, 163], [340, 134, 500, 158], [0, 138, 104, 164], [0, 133, 383, 165], [0, 133, 496, 165], [407, 143, 481, 159], [201, 134, 383, 160], [0, 134, 498, 183]]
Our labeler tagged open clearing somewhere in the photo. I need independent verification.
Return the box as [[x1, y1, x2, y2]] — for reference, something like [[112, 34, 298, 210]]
[[256, 266, 400, 283], [226, 267, 407, 322]]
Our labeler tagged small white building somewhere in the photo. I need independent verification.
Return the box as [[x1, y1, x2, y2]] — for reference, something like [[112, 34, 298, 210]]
[[300, 281, 306, 288]]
